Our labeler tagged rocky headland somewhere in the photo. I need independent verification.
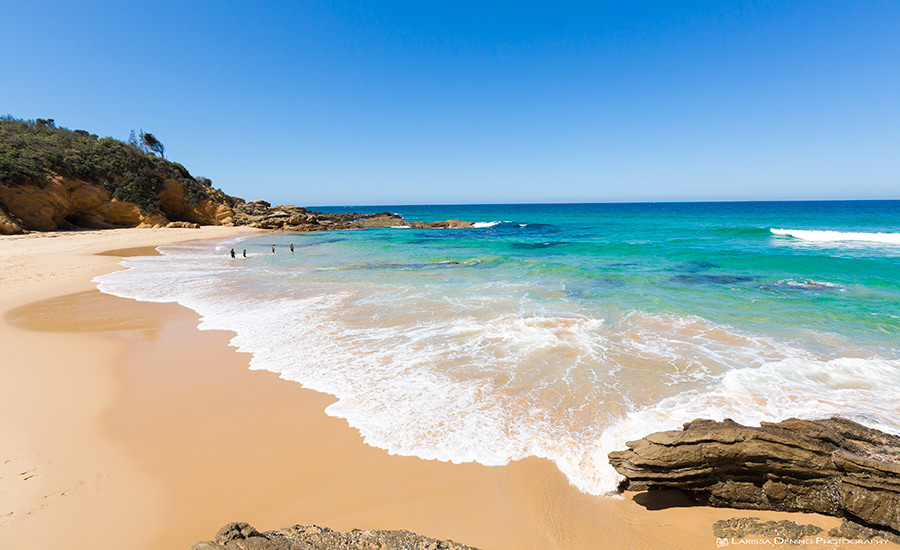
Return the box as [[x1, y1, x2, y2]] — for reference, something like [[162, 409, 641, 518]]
[[231, 200, 473, 231], [191, 522, 478, 550], [609, 417, 900, 540], [0, 117, 471, 234]]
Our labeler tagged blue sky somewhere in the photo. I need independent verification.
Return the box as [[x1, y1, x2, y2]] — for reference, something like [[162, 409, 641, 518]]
[[3, 1, 898, 205]]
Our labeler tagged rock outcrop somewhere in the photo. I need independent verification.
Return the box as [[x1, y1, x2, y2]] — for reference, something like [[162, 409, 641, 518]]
[[231, 201, 474, 232], [608, 417, 900, 536], [190, 522, 479, 550], [231, 201, 398, 231]]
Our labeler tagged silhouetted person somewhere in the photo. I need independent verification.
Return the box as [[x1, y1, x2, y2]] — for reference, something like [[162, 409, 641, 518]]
[[230, 248, 236, 259], [243, 249, 247, 258]]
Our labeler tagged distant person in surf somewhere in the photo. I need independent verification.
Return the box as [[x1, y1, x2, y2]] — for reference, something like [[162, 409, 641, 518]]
[[243, 249, 247, 258], [290, 243, 294, 253], [272, 244, 276, 254], [230, 248, 235, 259]]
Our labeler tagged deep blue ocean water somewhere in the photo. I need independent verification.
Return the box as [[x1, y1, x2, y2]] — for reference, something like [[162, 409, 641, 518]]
[[96, 200, 900, 493]]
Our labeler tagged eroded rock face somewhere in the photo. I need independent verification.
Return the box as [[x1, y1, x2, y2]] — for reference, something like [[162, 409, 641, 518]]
[[608, 417, 900, 536], [159, 179, 236, 225], [0, 204, 24, 234], [0, 176, 150, 231], [0, 175, 227, 232], [191, 522, 479, 550]]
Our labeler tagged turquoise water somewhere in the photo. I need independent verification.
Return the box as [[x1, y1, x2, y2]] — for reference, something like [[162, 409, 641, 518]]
[[96, 200, 900, 494], [308, 201, 900, 352]]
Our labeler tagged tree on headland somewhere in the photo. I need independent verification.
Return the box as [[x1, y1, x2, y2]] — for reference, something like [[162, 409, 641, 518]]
[[127, 129, 165, 158], [128, 129, 140, 149], [140, 131, 164, 159]]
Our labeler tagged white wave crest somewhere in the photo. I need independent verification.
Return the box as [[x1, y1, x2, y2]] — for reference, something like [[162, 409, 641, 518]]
[[771, 228, 900, 245], [774, 279, 843, 291], [473, 221, 502, 228]]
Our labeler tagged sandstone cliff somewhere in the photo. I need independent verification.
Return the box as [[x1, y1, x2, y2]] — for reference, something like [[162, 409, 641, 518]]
[[0, 173, 237, 233], [608, 417, 900, 537]]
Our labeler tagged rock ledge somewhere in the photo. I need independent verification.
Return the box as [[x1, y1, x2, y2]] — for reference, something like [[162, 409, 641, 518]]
[[608, 417, 900, 536]]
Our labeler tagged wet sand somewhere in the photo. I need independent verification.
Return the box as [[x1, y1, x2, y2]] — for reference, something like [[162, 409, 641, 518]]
[[0, 228, 875, 550]]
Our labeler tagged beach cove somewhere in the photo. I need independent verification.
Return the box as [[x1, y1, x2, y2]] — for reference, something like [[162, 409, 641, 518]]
[[4, 224, 893, 550], [4, 1, 900, 545]]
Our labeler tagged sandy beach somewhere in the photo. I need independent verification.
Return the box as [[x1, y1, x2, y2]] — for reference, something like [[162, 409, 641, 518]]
[[2, 228, 883, 550]]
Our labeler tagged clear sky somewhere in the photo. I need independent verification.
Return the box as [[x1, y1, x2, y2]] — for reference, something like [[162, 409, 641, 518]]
[[3, 1, 898, 205]]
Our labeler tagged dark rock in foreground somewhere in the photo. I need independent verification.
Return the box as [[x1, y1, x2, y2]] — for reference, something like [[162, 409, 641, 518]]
[[712, 517, 823, 540], [829, 518, 900, 544], [713, 517, 900, 544], [609, 417, 900, 536], [191, 522, 479, 550]]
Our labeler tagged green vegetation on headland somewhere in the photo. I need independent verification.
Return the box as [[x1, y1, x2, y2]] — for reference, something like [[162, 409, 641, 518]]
[[0, 115, 216, 213], [0, 115, 469, 234]]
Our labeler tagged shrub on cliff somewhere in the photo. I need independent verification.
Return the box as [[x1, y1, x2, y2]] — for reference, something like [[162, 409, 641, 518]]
[[0, 115, 212, 213]]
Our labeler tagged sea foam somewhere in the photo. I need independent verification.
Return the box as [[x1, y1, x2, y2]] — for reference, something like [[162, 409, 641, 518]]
[[771, 228, 900, 245]]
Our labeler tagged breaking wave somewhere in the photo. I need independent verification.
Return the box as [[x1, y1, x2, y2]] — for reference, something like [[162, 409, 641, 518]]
[[771, 228, 900, 245]]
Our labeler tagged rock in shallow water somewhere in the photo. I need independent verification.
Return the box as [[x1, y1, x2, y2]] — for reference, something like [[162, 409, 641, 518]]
[[608, 417, 900, 537]]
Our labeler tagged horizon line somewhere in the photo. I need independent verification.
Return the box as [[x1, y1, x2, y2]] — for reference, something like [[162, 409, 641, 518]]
[[296, 197, 900, 209]]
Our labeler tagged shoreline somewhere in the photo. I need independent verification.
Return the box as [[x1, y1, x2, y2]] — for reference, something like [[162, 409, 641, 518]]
[[0, 228, 875, 549]]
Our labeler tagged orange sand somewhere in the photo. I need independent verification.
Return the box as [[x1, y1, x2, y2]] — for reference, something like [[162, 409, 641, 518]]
[[1, 228, 884, 550]]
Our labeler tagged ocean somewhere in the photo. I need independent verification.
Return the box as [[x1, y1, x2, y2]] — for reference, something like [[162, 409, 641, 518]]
[[94, 200, 900, 494]]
